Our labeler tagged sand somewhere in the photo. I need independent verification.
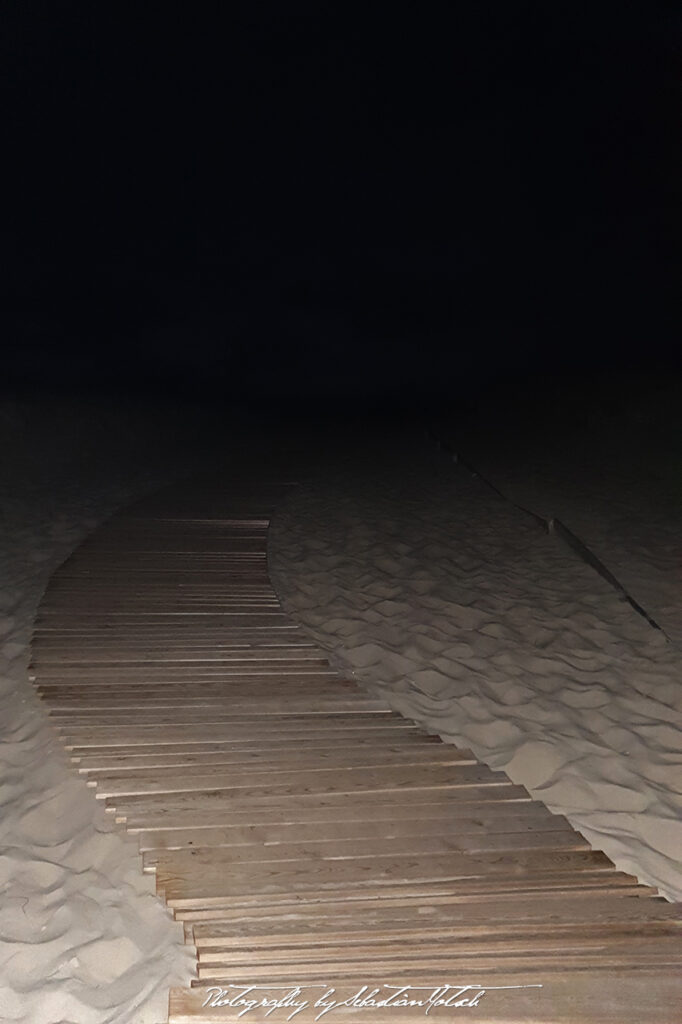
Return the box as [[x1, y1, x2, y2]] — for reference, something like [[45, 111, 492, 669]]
[[1, 402, 680, 1023], [443, 377, 682, 650], [0, 402, 210, 1024], [268, 430, 682, 903]]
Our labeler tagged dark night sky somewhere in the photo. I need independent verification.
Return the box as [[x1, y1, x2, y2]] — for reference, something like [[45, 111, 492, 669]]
[[4, 2, 681, 407]]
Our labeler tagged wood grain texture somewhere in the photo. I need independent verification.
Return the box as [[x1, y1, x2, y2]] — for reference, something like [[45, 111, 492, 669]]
[[30, 471, 682, 1023]]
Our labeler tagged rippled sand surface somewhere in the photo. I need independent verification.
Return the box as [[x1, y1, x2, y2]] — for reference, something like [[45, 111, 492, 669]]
[[0, 403, 203, 1024], [269, 433, 682, 902]]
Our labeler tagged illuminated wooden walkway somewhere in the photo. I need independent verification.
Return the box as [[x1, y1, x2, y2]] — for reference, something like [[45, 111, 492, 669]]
[[30, 474, 682, 1022]]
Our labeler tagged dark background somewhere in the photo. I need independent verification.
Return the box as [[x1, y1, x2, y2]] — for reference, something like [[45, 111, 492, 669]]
[[3, 1, 680, 416]]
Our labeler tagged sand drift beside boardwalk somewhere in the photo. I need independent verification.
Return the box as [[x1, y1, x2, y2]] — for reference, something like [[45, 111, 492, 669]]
[[0, 403, 208, 1024], [269, 438, 682, 903]]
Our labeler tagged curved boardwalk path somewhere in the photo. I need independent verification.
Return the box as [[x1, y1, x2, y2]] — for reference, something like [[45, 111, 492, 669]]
[[30, 472, 682, 1022]]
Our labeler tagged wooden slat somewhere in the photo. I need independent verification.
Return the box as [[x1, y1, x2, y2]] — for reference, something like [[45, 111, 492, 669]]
[[172, 882, 657, 924], [168, 971, 682, 1024], [193, 942, 682, 979], [58, 719, 421, 748], [89, 762, 505, 800], [41, 682, 363, 702], [189, 896, 681, 944], [161, 871, 648, 913], [108, 785, 538, 828], [142, 830, 590, 874], [130, 798, 563, 836], [140, 825, 585, 859], [50, 699, 388, 718], [71, 733, 444, 768], [77, 747, 476, 775]]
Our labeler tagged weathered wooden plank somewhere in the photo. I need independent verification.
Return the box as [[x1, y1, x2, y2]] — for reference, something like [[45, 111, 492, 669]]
[[50, 699, 388, 720], [141, 825, 584, 860], [71, 733, 443, 768], [115, 793, 539, 833], [59, 718, 420, 748], [35, 602, 282, 617], [130, 799, 562, 839], [109, 785, 535, 825], [91, 762, 501, 800], [52, 697, 379, 715], [195, 937, 682, 973], [68, 728, 432, 760], [161, 869, 644, 912], [196, 928, 682, 961], [77, 747, 475, 775], [33, 649, 310, 666], [157, 844, 613, 880], [41, 681, 361, 702], [190, 897, 682, 945], [172, 883, 657, 924], [154, 848, 618, 909], [36, 670, 342, 687], [168, 970, 682, 1024], [34, 644, 326, 656], [44, 573, 273, 586], [143, 830, 589, 875], [139, 811, 574, 849]]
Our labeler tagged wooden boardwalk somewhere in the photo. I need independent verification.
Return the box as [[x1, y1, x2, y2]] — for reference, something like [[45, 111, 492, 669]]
[[30, 474, 682, 1022]]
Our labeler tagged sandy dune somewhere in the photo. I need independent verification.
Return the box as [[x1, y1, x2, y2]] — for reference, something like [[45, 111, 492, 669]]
[[0, 403, 202, 1024], [269, 433, 682, 902], [1, 405, 680, 1022]]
